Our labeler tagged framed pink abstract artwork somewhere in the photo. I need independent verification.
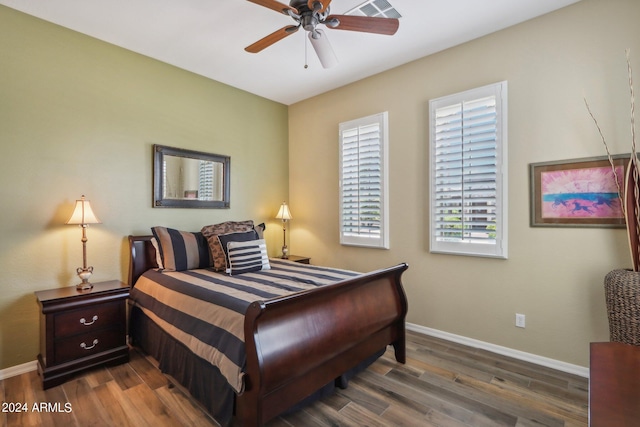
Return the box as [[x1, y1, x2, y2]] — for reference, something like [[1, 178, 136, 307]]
[[530, 155, 629, 227]]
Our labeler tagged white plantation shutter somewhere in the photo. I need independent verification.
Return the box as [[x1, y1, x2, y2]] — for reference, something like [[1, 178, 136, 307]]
[[339, 112, 389, 248], [430, 82, 508, 258]]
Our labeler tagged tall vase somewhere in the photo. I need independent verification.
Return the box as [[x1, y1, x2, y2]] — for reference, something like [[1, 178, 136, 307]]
[[604, 269, 640, 346]]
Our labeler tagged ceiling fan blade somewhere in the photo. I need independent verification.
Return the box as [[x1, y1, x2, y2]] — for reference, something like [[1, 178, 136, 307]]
[[245, 25, 300, 53], [325, 15, 399, 35], [247, 0, 298, 15], [307, 0, 331, 14]]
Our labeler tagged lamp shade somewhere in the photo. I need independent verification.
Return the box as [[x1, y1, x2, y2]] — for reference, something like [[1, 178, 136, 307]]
[[66, 195, 101, 225], [308, 29, 338, 69], [275, 202, 292, 221]]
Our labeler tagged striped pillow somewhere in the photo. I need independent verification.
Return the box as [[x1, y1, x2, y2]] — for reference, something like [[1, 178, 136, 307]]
[[217, 230, 259, 271], [201, 220, 255, 271], [151, 227, 211, 271], [226, 239, 270, 275]]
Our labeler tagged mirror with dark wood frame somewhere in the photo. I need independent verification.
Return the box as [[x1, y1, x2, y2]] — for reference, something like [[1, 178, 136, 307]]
[[153, 144, 230, 208]]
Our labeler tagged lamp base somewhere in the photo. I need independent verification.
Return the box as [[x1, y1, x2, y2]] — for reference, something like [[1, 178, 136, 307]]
[[281, 245, 289, 259], [76, 281, 93, 291], [76, 266, 94, 291]]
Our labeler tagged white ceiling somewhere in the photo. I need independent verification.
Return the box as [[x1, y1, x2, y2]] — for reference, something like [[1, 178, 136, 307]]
[[0, 0, 581, 105]]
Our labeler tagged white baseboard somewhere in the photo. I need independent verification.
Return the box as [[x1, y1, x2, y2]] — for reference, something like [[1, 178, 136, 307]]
[[0, 327, 589, 381], [0, 360, 37, 380], [406, 323, 589, 379]]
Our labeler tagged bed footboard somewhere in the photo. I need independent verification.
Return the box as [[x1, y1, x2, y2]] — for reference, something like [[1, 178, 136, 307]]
[[238, 263, 409, 426]]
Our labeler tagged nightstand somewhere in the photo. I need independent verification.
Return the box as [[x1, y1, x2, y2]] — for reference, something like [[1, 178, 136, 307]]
[[286, 255, 311, 264], [35, 280, 129, 389]]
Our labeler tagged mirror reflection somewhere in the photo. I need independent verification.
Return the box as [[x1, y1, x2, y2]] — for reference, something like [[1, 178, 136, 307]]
[[163, 155, 224, 201], [154, 144, 230, 209]]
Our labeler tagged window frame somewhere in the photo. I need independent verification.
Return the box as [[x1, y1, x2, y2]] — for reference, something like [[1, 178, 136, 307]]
[[429, 81, 508, 259], [339, 112, 390, 249]]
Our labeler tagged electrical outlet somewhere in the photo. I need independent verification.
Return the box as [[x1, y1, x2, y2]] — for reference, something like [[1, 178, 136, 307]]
[[515, 313, 526, 328]]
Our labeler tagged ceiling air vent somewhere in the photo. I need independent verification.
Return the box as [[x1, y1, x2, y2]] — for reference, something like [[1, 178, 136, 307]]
[[346, 0, 402, 19]]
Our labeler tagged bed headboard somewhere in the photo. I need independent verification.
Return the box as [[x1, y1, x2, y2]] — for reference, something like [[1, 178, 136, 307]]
[[128, 235, 159, 286]]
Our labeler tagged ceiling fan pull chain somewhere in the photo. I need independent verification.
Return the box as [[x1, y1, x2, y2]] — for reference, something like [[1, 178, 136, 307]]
[[304, 33, 309, 69]]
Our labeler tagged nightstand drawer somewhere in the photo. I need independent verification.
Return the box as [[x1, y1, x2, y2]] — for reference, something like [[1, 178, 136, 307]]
[[54, 327, 124, 365], [287, 255, 310, 264], [36, 280, 130, 389], [54, 300, 122, 338]]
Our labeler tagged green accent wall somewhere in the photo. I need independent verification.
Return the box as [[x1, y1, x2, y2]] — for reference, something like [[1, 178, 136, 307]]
[[0, 5, 289, 369]]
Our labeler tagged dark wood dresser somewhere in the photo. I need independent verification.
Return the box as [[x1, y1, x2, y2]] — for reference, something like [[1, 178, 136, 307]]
[[35, 280, 129, 389], [589, 342, 640, 426]]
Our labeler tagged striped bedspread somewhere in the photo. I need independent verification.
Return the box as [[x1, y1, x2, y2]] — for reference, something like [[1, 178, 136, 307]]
[[129, 259, 360, 394]]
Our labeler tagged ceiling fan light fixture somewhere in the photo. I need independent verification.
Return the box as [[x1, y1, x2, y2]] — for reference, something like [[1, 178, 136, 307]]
[[308, 29, 338, 68]]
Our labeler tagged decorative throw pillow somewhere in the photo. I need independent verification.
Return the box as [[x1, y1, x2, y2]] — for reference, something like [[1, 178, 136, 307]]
[[201, 220, 255, 270], [217, 230, 260, 272], [151, 227, 211, 271], [226, 239, 270, 275]]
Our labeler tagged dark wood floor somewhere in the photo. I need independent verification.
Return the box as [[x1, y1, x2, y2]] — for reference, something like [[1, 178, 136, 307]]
[[1, 330, 588, 426]]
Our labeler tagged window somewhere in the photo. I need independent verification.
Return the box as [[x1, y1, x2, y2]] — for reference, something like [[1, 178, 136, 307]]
[[429, 82, 508, 258], [339, 112, 389, 249]]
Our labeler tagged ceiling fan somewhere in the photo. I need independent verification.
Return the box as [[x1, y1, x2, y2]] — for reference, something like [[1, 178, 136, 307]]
[[245, 0, 400, 68]]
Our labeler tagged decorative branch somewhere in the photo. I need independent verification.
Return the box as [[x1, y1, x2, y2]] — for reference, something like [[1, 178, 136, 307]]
[[584, 97, 626, 215], [626, 48, 640, 271], [628, 49, 637, 157], [585, 49, 638, 271]]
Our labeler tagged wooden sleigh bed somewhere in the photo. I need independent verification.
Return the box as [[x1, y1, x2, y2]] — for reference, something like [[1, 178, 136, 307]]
[[127, 234, 408, 426]]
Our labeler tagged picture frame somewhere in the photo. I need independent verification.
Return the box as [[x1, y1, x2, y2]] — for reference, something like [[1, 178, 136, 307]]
[[153, 144, 230, 209], [529, 154, 629, 227]]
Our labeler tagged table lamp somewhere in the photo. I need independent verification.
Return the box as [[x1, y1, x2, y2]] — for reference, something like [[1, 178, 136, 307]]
[[275, 201, 292, 259], [66, 195, 101, 290]]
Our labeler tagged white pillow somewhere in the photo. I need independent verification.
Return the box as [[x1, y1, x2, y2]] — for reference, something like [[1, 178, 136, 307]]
[[226, 239, 270, 275]]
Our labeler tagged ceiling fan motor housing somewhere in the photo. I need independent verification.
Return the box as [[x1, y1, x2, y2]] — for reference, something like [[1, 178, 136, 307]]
[[301, 14, 319, 32], [288, 0, 327, 32], [289, 0, 318, 11]]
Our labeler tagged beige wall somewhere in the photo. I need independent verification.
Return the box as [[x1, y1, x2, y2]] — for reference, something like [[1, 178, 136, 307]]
[[289, 0, 640, 367], [0, 6, 289, 369]]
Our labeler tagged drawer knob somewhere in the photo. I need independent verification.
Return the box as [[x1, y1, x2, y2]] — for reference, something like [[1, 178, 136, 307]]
[[79, 315, 98, 326], [80, 339, 99, 350]]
